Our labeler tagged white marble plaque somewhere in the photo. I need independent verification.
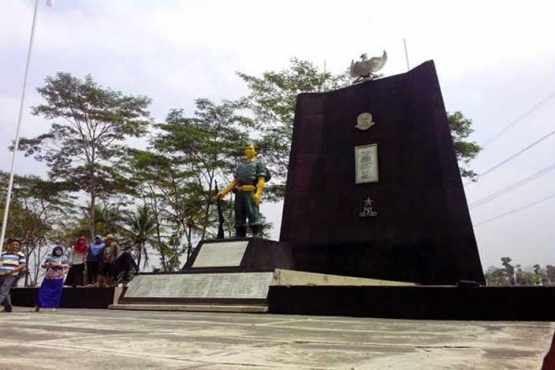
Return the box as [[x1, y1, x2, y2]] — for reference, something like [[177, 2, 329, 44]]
[[192, 240, 249, 268], [355, 144, 379, 184], [125, 272, 273, 300]]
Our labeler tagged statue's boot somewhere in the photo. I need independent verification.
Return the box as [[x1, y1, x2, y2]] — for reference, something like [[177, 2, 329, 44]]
[[235, 226, 247, 238], [251, 225, 263, 238]]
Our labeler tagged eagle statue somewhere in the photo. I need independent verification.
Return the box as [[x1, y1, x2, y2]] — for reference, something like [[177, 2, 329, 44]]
[[350, 50, 388, 84]]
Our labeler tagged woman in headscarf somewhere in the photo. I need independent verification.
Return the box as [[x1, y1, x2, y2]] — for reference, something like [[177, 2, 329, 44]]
[[65, 236, 88, 287], [34, 246, 69, 312]]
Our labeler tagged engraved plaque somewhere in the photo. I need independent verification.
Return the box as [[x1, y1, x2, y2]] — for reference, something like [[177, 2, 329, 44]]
[[125, 272, 273, 299], [192, 240, 249, 268], [355, 144, 379, 184]]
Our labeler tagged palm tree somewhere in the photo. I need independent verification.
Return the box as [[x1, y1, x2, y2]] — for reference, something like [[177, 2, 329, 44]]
[[70, 201, 126, 241], [119, 204, 158, 269]]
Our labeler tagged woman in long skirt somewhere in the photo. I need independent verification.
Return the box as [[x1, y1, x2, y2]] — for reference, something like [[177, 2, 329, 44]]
[[34, 246, 69, 312]]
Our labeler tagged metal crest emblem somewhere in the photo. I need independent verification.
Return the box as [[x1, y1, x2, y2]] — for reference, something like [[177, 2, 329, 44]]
[[355, 113, 375, 131]]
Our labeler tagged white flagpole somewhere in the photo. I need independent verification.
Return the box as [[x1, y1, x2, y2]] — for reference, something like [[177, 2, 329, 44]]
[[0, 0, 41, 254], [403, 38, 410, 71]]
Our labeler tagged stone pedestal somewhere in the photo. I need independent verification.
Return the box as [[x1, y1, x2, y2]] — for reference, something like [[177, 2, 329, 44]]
[[182, 238, 295, 272], [116, 238, 294, 310]]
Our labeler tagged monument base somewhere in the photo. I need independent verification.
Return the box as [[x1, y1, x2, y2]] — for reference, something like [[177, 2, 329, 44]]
[[113, 238, 413, 312], [112, 268, 412, 312], [111, 302, 269, 313], [114, 238, 291, 311]]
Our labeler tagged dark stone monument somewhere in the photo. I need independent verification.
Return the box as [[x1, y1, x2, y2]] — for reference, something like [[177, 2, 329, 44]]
[[280, 61, 484, 285]]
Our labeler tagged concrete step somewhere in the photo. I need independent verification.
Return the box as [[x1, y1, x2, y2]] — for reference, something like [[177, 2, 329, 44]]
[[109, 303, 268, 313]]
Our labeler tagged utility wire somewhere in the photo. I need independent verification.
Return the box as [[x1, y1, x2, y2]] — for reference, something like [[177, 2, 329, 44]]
[[470, 161, 555, 209], [481, 88, 555, 148], [473, 193, 555, 228], [465, 126, 555, 185]]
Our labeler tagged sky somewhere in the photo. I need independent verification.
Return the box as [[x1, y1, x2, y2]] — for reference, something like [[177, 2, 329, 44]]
[[1, 0, 555, 271]]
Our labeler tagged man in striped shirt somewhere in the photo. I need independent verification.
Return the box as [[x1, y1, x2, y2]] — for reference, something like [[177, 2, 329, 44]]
[[0, 238, 26, 313]]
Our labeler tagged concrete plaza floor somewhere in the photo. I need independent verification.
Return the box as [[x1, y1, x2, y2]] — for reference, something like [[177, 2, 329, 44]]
[[0, 308, 553, 369]]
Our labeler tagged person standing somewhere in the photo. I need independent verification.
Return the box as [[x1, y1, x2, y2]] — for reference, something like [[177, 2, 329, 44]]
[[87, 235, 105, 286], [34, 246, 69, 312], [0, 238, 26, 313], [217, 143, 270, 237], [116, 246, 139, 287], [65, 236, 88, 287], [98, 234, 118, 287]]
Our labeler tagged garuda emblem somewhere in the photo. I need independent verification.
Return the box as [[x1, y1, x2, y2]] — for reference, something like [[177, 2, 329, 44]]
[[350, 50, 388, 84]]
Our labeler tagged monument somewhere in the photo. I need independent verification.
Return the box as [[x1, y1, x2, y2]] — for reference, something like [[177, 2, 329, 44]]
[[115, 57, 484, 314], [280, 60, 484, 285]]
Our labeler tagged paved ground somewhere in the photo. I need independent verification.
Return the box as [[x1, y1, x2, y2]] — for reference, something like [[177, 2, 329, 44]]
[[0, 308, 553, 370]]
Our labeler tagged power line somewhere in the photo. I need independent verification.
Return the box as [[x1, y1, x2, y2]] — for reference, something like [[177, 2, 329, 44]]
[[470, 161, 555, 209], [473, 193, 555, 228], [481, 88, 555, 148], [466, 126, 555, 185]]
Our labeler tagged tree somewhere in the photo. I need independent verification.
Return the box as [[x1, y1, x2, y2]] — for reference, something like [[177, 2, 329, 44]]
[[237, 59, 349, 200], [514, 264, 539, 286], [146, 99, 251, 264], [152, 100, 251, 241], [448, 111, 482, 180], [533, 264, 548, 285], [68, 200, 127, 242], [17, 73, 152, 239], [501, 257, 516, 285], [124, 149, 175, 270], [546, 265, 555, 285], [118, 204, 158, 269], [0, 172, 74, 286], [121, 99, 255, 270], [238, 60, 482, 201], [484, 266, 508, 286]]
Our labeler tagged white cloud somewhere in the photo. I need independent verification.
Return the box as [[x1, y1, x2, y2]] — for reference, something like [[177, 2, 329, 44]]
[[1, 0, 555, 269]]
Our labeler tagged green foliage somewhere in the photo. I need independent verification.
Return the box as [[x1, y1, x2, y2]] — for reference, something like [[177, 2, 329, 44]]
[[121, 99, 254, 270], [484, 266, 507, 286], [67, 201, 127, 241], [118, 204, 158, 268], [546, 265, 555, 284], [0, 172, 75, 286], [485, 257, 549, 286], [237, 59, 349, 200], [515, 264, 541, 286], [448, 111, 482, 180], [17, 73, 152, 238], [501, 257, 516, 285]]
